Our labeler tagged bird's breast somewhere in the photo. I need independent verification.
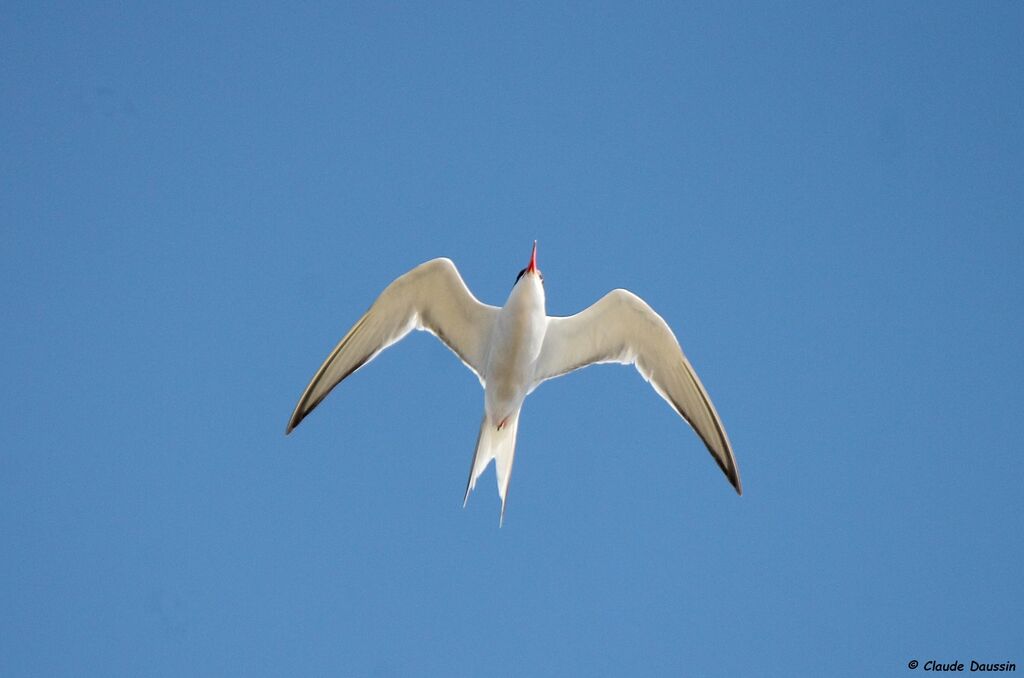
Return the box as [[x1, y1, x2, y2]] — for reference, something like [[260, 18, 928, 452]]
[[483, 304, 546, 412]]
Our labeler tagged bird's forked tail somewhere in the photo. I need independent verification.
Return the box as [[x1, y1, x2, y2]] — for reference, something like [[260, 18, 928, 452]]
[[463, 409, 522, 526]]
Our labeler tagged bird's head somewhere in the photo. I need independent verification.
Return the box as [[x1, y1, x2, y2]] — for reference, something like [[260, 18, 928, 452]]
[[513, 240, 543, 287], [509, 240, 545, 310]]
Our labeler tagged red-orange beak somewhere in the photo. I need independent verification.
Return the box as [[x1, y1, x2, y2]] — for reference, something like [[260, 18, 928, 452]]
[[526, 240, 538, 274]]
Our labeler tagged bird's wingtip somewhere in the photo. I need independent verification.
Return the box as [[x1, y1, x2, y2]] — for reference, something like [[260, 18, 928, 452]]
[[730, 470, 743, 496]]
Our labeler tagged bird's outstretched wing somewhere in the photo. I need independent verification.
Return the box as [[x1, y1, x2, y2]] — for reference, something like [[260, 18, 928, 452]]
[[287, 258, 498, 433], [533, 289, 740, 494]]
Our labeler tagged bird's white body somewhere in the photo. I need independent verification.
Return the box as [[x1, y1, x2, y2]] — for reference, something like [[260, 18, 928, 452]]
[[287, 244, 740, 524], [484, 274, 546, 424]]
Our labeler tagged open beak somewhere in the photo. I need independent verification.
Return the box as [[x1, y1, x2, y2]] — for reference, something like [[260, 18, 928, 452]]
[[526, 240, 538, 274]]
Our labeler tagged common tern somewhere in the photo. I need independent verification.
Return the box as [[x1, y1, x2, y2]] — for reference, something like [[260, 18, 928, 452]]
[[287, 242, 740, 524]]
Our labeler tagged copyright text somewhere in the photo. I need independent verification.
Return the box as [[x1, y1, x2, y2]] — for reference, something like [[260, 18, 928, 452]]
[[908, 660, 1016, 672]]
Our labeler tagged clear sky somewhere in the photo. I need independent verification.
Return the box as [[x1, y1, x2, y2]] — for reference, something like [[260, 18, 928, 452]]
[[2, 2, 1022, 676]]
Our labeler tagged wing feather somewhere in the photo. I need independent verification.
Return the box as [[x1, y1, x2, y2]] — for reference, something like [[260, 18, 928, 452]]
[[287, 258, 498, 433], [534, 289, 741, 494]]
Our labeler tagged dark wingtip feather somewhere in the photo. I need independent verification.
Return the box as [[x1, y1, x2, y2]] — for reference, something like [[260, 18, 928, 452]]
[[731, 470, 743, 496]]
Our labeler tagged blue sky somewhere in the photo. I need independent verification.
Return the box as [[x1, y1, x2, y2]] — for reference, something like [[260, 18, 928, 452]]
[[2, 2, 1021, 676]]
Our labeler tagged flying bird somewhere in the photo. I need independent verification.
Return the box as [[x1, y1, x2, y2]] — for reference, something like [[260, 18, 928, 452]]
[[287, 242, 740, 524]]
